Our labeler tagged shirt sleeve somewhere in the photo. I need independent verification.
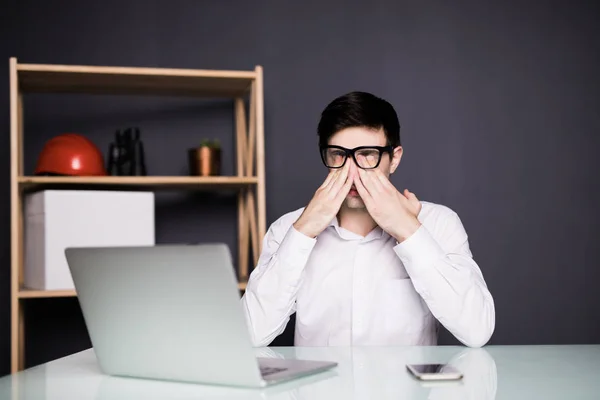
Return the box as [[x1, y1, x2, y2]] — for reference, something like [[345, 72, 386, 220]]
[[393, 210, 496, 348], [240, 214, 317, 347]]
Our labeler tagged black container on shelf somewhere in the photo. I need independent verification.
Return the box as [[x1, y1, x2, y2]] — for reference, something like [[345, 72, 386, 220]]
[[107, 127, 147, 176]]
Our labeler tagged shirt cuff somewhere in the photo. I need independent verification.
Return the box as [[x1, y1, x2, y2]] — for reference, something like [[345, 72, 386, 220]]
[[393, 224, 446, 279], [276, 225, 317, 271]]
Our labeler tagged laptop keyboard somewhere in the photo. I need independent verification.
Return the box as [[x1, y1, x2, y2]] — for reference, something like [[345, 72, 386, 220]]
[[260, 366, 287, 376]]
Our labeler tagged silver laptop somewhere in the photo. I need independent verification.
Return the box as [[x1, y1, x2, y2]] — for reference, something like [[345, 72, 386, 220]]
[[64, 243, 337, 388]]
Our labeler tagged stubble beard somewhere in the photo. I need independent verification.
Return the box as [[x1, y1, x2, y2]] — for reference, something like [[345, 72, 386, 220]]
[[343, 194, 366, 210]]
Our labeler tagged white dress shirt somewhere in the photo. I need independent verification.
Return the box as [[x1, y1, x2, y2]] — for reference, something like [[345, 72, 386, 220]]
[[240, 201, 495, 348]]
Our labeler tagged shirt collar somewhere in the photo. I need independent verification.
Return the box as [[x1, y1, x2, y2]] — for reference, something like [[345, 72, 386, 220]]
[[327, 215, 387, 242]]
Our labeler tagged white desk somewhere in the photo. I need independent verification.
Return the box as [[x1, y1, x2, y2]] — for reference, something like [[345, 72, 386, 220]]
[[1, 345, 599, 399]]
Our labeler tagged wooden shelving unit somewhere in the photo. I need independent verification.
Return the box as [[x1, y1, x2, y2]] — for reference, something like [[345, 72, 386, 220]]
[[17, 280, 248, 299], [18, 176, 259, 191], [8, 57, 266, 373]]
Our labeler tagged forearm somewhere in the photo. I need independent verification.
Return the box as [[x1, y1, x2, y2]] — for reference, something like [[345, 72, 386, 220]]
[[241, 226, 316, 347], [394, 226, 495, 348]]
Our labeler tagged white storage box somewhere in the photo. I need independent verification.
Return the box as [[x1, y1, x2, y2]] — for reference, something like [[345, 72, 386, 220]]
[[24, 190, 155, 290]]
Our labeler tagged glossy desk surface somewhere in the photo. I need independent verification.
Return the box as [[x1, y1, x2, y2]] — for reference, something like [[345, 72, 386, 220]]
[[1, 345, 599, 399]]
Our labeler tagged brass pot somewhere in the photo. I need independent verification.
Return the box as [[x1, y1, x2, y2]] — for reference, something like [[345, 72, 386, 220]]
[[188, 146, 221, 176]]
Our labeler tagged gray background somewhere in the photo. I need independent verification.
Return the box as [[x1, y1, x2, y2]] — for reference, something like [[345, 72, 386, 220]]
[[1, 0, 599, 375]]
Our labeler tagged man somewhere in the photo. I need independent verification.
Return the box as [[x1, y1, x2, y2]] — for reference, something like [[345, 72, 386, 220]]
[[241, 91, 495, 348]]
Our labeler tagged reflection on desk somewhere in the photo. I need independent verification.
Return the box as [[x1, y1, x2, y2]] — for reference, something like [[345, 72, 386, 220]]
[[1, 345, 599, 399]]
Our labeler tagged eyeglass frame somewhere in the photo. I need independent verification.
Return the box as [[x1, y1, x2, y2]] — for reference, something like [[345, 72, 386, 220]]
[[319, 145, 395, 169]]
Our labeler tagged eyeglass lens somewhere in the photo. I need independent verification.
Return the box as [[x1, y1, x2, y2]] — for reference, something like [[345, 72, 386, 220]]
[[324, 148, 381, 169]]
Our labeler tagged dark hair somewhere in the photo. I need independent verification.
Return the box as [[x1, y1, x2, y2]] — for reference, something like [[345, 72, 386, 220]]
[[317, 91, 401, 148]]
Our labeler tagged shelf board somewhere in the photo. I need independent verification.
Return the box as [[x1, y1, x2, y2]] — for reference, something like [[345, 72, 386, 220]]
[[18, 176, 258, 192], [17, 62, 257, 97], [19, 281, 248, 299], [19, 289, 77, 299]]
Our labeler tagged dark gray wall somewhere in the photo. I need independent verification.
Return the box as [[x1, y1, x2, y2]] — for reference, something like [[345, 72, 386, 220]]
[[1, 0, 599, 376]]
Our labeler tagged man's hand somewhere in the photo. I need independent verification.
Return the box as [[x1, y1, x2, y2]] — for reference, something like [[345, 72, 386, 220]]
[[353, 168, 422, 242], [294, 162, 354, 238]]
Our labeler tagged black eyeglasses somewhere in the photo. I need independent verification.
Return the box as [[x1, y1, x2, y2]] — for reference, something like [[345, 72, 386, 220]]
[[319, 145, 394, 169]]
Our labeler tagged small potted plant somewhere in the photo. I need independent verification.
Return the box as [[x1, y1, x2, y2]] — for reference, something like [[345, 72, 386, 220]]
[[188, 139, 221, 176]]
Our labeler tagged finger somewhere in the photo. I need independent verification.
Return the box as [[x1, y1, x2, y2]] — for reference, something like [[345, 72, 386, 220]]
[[403, 189, 418, 200], [324, 167, 344, 191], [320, 169, 338, 189], [328, 161, 350, 193], [358, 168, 383, 193], [404, 189, 420, 207], [334, 168, 354, 203], [374, 168, 396, 191], [355, 168, 371, 196], [403, 189, 421, 214], [353, 171, 374, 206]]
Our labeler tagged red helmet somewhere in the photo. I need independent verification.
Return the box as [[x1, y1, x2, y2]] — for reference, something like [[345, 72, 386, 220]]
[[34, 133, 107, 176]]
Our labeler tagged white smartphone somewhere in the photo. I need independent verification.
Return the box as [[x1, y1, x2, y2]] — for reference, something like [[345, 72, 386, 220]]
[[406, 364, 463, 381]]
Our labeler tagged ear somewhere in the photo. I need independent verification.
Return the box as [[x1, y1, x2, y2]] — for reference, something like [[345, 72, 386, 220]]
[[389, 146, 403, 174]]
